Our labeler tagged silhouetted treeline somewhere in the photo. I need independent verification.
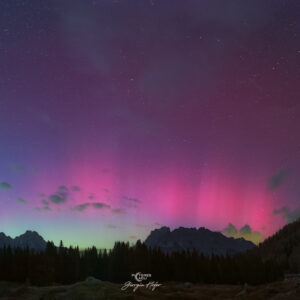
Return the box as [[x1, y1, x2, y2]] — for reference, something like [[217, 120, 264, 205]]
[[0, 240, 283, 286], [252, 218, 300, 273]]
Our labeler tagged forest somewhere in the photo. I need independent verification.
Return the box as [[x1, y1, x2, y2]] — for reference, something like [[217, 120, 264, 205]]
[[0, 240, 283, 286]]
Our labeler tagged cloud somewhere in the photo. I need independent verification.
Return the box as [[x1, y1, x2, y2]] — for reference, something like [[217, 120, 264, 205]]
[[74, 203, 90, 212], [49, 185, 69, 204], [273, 206, 289, 216], [10, 164, 24, 173], [93, 202, 110, 209], [17, 197, 26, 204], [107, 224, 119, 229], [103, 188, 109, 193], [73, 202, 110, 212], [71, 186, 81, 192], [128, 235, 137, 240], [35, 206, 51, 211], [49, 194, 66, 204], [58, 185, 68, 191], [223, 223, 238, 236], [88, 194, 95, 200], [122, 196, 141, 203], [240, 224, 252, 235], [268, 169, 289, 190], [273, 206, 300, 223], [0, 182, 11, 190], [111, 208, 126, 214], [42, 200, 49, 205], [123, 195, 141, 208], [222, 223, 264, 245], [57, 187, 68, 200]]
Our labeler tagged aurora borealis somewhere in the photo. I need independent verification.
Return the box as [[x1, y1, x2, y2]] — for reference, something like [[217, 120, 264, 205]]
[[1, 0, 300, 248]]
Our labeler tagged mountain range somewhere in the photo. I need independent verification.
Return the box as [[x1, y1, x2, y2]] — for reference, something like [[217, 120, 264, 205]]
[[3, 221, 300, 267], [144, 226, 256, 255], [0, 230, 47, 251], [0, 227, 256, 255]]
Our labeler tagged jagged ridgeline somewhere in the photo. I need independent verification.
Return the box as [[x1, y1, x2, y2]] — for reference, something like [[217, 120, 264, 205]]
[[0, 231, 46, 251], [144, 226, 255, 255], [0, 225, 286, 286]]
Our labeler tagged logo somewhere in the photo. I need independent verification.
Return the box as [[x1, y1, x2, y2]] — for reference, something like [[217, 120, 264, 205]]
[[131, 272, 151, 282], [121, 272, 162, 292]]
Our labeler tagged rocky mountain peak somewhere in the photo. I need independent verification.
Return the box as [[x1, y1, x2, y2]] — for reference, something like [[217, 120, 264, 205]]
[[0, 230, 47, 251], [144, 226, 255, 256]]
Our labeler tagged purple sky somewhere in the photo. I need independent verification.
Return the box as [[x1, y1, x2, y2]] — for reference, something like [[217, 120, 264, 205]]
[[1, 0, 300, 248]]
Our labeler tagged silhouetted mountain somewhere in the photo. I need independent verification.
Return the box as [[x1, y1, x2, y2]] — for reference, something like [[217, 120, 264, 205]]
[[0, 232, 13, 247], [0, 230, 47, 251], [144, 226, 255, 255], [253, 218, 300, 272]]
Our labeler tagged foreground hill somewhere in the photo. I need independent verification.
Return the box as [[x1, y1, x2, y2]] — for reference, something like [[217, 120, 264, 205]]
[[1, 278, 300, 300], [253, 218, 300, 273], [0, 231, 47, 251], [144, 226, 255, 256]]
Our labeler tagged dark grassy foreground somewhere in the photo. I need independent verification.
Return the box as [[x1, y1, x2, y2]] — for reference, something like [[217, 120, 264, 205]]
[[1, 278, 300, 300]]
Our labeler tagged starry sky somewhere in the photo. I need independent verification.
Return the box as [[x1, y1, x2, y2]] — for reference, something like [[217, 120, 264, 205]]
[[1, 0, 300, 248]]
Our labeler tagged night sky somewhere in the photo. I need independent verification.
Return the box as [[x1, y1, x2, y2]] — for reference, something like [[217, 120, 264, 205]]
[[1, 0, 300, 248]]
